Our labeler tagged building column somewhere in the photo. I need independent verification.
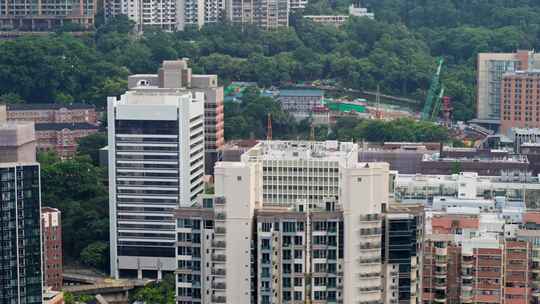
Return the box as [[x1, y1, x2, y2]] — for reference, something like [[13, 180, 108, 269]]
[[157, 270, 162, 280], [137, 269, 142, 280]]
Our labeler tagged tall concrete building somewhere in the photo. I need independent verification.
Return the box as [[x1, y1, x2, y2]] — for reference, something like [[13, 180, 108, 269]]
[[108, 86, 205, 279], [225, 0, 289, 29], [475, 50, 540, 129], [0, 121, 37, 163], [0, 0, 96, 31], [104, 0, 223, 31], [0, 123, 43, 304], [128, 59, 224, 175], [175, 140, 393, 304]]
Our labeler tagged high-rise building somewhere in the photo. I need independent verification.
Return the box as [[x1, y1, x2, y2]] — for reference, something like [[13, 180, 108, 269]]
[[0, 123, 43, 304], [475, 50, 540, 129], [0, 0, 96, 31], [0, 121, 37, 163], [42, 207, 62, 291], [500, 71, 540, 134], [382, 204, 424, 304], [175, 140, 392, 304], [128, 59, 224, 175], [107, 87, 205, 279], [225, 0, 289, 29], [103, 0, 223, 31]]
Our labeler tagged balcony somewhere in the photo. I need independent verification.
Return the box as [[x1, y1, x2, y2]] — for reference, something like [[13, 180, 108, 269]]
[[212, 282, 226, 290], [212, 241, 226, 248], [211, 296, 226, 303], [215, 227, 226, 234], [211, 268, 226, 276], [212, 254, 226, 262]]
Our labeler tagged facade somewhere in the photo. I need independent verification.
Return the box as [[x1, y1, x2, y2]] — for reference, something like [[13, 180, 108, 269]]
[[0, 160, 43, 304], [34, 122, 99, 158], [104, 0, 222, 31], [0, 0, 96, 31], [174, 140, 394, 304], [348, 0, 374, 18], [277, 89, 324, 114], [501, 71, 540, 134], [419, 153, 530, 176], [108, 87, 205, 279], [128, 59, 224, 175], [475, 51, 540, 127], [241, 140, 357, 207], [382, 205, 423, 304], [510, 127, 540, 153], [175, 162, 259, 304], [6, 103, 97, 125], [0, 122, 36, 163], [42, 207, 62, 291], [225, 0, 289, 30]]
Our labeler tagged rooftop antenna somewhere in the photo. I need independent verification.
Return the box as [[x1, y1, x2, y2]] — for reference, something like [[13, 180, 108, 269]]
[[266, 113, 272, 140]]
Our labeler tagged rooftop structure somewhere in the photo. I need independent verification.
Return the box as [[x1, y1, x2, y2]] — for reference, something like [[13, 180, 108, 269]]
[[0, 121, 36, 163]]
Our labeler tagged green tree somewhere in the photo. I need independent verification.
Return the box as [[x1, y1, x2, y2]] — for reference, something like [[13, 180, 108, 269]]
[[77, 132, 108, 165], [80, 241, 108, 270]]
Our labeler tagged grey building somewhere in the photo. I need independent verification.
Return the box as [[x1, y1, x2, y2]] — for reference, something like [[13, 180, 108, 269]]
[[225, 0, 289, 29]]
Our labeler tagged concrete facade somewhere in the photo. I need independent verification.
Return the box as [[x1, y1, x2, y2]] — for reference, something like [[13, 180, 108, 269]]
[[225, 0, 289, 29], [108, 88, 205, 279], [501, 71, 540, 134], [128, 59, 224, 175], [0, 122, 36, 163]]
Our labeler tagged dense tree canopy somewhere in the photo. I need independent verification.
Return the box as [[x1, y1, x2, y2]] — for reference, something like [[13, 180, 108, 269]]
[[5, 1, 538, 121]]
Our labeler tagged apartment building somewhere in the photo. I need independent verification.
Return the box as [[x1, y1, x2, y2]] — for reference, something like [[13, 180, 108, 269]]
[[108, 87, 205, 279], [225, 0, 289, 30], [475, 50, 540, 129], [382, 204, 424, 304], [6, 103, 97, 125], [174, 140, 392, 304], [517, 211, 540, 302], [35, 122, 99, 158], [42, 207, 63, 291], [104, 0, 223, 31], [500, 71, 540, 134], [241, 140, 357, 207], [0, 123, 43, 304], [175, 161, 260, 304], [0, 0, 97, 31], [128, 59, 224, 175]]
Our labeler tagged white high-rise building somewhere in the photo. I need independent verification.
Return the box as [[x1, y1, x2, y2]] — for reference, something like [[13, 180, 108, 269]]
[[108, 87, 205, 279], [104, 0, 223, 31], [175, 141, 390, 304]]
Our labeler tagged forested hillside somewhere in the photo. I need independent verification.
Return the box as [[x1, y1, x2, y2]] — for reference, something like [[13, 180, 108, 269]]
[[1, 1, 539, 122]]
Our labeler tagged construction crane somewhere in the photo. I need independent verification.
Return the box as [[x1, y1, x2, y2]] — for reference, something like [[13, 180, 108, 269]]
[[421, 58, 445, 121]]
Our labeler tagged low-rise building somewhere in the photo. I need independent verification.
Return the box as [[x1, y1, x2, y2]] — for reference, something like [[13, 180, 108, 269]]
[[303, 15, 349, 27], [35, 122, 99, 158], [277, 89, 324, 116], [7, 103, 97, 124]]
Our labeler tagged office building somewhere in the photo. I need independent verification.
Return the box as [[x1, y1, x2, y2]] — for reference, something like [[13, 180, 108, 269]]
[[225, 0, 289, 29], [175, 140, 391, 304], [277, 89, 324, 118], [475, 50, 540, 129], [104, 0, 223, 31], [42, 207, 62, 291], [0, 123, 43, 304], [0, 121, 37, 163], [108, 86, 205, 279], [0, 0, 96, 31], [128, 59, 224, 175], [6, 103, 97, 125], [35, 122, 99, 159]]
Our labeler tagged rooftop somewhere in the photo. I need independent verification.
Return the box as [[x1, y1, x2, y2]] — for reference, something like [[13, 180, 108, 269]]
[[279, 89, 324, 97], [35, 122, 99, 131], [244, 140, 357, 162], [7, 103, 94, 111]]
